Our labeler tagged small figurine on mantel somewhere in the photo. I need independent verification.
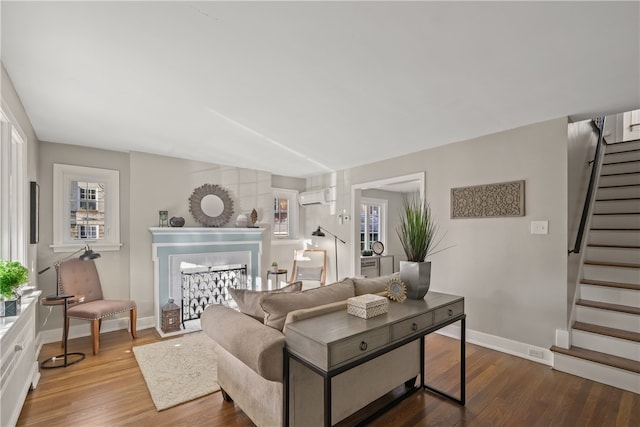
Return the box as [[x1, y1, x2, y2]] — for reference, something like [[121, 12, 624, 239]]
[[249, 208, 258, 227]]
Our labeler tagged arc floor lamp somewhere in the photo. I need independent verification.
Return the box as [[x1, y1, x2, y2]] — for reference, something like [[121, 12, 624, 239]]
[[312, 226, 346, 282]]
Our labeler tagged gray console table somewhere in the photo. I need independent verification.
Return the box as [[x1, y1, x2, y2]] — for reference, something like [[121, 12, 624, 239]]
[[284, 292, 465, 427]]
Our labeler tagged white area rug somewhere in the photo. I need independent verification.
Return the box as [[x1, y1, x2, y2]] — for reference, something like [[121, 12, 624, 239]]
[[133, 332, 220, 411]]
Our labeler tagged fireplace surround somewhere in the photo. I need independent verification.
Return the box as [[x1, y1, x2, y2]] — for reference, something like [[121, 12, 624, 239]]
[[149, 227, 265, 332]]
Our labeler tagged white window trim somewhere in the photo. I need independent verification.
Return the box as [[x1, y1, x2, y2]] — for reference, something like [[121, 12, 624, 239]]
[[360, 197, 388, 251], [52, 163, 122, 252], [0, 104, 28, 264], [272, 187, 299, 240]]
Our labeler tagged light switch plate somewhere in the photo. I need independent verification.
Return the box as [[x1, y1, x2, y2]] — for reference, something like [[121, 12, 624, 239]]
[[530, 220, 549, 235]]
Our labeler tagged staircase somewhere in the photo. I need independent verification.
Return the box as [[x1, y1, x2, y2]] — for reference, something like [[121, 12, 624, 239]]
[[552, 138, 640, 393]]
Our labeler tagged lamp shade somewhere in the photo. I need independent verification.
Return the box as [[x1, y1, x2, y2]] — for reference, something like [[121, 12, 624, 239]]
[[79, 246, 101, 261], [311, 226, 325, 237]]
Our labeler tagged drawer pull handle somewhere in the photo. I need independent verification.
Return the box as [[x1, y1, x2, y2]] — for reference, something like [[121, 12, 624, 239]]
[[15, 344, 23, 352], [448, 309, 453, 316], [359, 341, 368, 351], [411, 323, 418, 331]]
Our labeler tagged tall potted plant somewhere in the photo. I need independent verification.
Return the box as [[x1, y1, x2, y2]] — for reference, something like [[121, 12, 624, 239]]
[[0, 260, 29, 317], [397, 196, 442, 299]]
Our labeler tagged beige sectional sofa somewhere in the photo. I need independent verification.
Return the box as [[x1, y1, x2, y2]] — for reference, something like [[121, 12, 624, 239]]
[[201, 274, 420, 427]]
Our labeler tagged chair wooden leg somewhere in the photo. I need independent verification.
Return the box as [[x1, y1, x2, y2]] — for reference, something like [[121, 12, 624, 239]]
[[91, 319, 100, 355], [130, 307, 138, 339]]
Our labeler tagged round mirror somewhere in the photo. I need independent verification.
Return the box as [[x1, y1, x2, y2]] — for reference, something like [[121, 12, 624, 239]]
[[189, 184, 234, 227], [201, 194, 224, 217]]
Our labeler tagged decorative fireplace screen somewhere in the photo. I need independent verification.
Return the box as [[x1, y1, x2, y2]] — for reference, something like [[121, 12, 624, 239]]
[[180, 264, 248, 325]]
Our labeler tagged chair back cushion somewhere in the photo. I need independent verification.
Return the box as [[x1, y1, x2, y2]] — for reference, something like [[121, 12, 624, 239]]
[[57, 259, 104, 302]]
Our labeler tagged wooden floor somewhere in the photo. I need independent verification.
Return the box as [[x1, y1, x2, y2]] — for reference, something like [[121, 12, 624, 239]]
[[18, 328, 639, 427]]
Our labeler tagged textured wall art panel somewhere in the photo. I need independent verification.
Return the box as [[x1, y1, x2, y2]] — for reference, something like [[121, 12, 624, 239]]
[[451, 180, 525, 218]]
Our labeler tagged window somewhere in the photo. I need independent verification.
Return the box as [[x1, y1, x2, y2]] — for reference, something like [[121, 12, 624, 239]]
[[0, 107, 27, 264], [360, 197, 387, 251], [53, 164, 121, 252], [272, 188, 299, 239]]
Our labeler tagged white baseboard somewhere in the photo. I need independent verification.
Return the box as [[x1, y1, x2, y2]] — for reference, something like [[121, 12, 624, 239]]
[[37, 316, 156, 347], [437, 323, 553, 366]]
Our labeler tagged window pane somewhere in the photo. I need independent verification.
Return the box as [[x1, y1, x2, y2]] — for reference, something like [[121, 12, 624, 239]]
[[70, 180, 106, 240], [273, 197, 289, 236]]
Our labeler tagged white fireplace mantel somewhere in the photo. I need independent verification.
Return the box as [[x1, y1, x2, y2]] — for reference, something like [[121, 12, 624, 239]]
[[149, 227, 266, 331]]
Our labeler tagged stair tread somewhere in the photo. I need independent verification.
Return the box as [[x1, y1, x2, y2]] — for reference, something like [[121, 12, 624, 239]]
[[601, 171, 640, 177], [602, 159, 640, 166], [590, 227, 640, 231], [550, 345, 640, 374], [599, 184, 640, 189], [573, 321, 640, 343], [596, 197, 640, 201], [588, 244, 640, 249], [581, 279, 640, 290], [576, 299, 640, 315], [592, 212, 640, 216], [584, 260, 640, 268]]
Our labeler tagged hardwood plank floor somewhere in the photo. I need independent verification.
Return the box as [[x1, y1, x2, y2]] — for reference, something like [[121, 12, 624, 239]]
[[18, 328, 639, 427]]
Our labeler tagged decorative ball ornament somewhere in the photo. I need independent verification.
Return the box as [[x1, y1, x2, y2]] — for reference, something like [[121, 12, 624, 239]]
[[386, 277, 407, 303]]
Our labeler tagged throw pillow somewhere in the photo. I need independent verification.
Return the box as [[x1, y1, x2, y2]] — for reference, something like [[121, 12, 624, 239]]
[[260, 279, 355, 330], [229, 281, 302, 322], [353, 273, 400, 295]]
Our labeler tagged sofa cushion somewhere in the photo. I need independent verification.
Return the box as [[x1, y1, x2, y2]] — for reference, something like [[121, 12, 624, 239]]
[[260, 279, 356, 330], [201, 304, 285, 382], [229, 281, 302, 322], [353, 273, 400, 296]]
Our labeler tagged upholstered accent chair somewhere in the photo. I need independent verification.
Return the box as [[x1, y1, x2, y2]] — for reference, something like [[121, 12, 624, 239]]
[[56, 258, 137, 355]]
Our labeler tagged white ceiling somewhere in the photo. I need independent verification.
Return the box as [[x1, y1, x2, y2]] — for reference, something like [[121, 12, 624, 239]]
[[2, 1, 639, 178]]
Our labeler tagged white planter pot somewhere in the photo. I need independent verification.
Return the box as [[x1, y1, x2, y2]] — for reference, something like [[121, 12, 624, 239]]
[[399, 261, 431, 300]]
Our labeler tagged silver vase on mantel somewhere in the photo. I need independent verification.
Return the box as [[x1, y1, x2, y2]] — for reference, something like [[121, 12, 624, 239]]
[[399, 261, 431, 300]]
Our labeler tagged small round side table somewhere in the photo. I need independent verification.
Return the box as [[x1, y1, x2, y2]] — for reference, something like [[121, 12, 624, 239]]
[[267, 269, 288, 289], [41, 294, 86, 369]]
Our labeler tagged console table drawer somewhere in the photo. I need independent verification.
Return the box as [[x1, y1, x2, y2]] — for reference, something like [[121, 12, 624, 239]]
[[390, 312, 434, 341], [434, 301, 464, 324], [329, 327, 389, 367]]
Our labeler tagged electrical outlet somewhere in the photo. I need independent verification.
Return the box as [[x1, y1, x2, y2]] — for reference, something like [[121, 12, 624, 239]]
[[528, 348, 544, 359]]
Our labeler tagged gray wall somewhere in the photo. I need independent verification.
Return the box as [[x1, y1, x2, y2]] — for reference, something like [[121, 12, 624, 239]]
[[37, 141, 131, 329], [306, 118, 569, 348]]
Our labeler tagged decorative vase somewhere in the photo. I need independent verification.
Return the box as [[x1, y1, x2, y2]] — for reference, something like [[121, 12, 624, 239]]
[[236, 214, 248, 228], [0, 296, 21, 317], [169, 216, 185, 227], [399, 261, 431, 300]]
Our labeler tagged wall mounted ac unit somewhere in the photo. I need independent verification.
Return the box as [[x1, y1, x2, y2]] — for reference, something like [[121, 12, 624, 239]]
[[299, 188, 335, 206]]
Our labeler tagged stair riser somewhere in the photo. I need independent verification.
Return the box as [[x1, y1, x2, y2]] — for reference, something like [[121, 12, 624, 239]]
[[575, 306, 640, 332], [598, 173, 640, 187], [572, 329, 640, 361], [603, 151, 640, 164], [606, 140, 640, 154], [596, 186, 640, 200], [580, 284, 640, 307], [589, 230, 640, 247], [586, 246, 640, 264], [600, 162, 640, 175], [582, 265, 640, 285], [592, 199, 640, 214], [553, 352, 640, 393], [590, 214, 640, 229]]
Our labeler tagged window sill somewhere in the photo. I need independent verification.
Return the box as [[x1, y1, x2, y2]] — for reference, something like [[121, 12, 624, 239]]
[[50, 242, 123, 253]]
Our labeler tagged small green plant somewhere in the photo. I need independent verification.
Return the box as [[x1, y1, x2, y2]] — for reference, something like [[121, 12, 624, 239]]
[[361, 249, 373, 256], [0, 260, 29, 300], [271, 261, 278, 267]]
